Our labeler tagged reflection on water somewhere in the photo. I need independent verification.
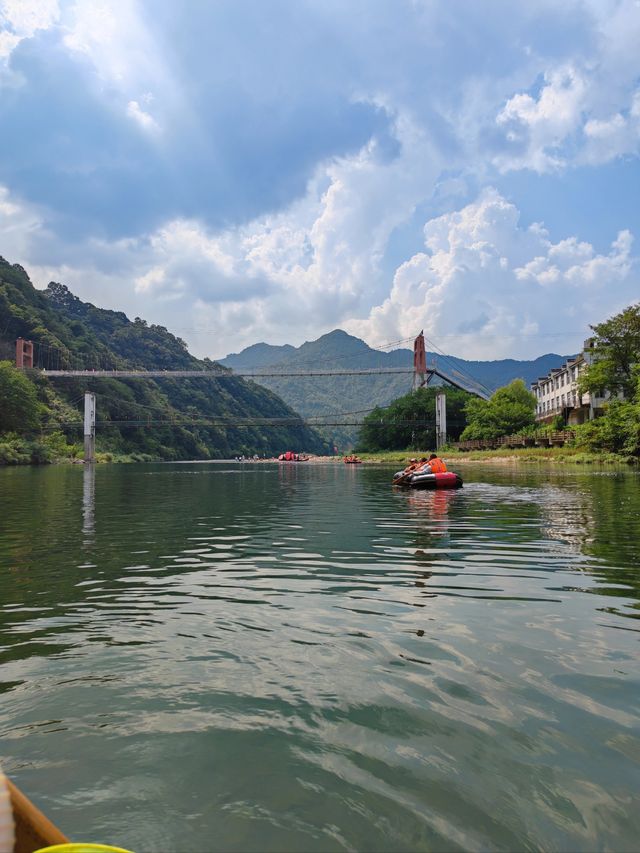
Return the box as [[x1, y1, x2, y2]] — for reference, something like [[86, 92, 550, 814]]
[[0, 462, 639, 852], [82, 463, 95, 546]]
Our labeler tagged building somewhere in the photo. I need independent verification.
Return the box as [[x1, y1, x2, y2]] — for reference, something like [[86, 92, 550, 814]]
[[531, 339, 609, 426]]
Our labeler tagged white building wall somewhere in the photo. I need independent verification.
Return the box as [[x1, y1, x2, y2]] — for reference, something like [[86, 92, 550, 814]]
[[531, 340, 612, 424]]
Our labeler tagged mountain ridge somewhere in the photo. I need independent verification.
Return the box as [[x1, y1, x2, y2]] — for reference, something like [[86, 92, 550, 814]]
[[221, 330, 570, 447], [223, 328, 568, 381]]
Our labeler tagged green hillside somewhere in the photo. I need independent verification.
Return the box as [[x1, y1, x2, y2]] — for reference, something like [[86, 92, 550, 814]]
[[221, 330, 570, 447], [0, 257, 328, 462]]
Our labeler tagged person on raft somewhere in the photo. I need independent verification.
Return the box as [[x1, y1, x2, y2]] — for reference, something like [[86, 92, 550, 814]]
[[423, 453, 447, 473], [395, 458, 423, 480], [408, 454, 448, 475]]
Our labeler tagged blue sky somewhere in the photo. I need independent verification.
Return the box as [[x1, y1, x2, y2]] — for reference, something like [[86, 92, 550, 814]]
[[0, 0, 639, 359]]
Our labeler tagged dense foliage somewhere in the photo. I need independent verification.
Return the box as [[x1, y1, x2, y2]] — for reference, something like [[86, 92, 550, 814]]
[[573, 304, 640, 457], [579, 303, 640, 399], [0, 361, 43, 433], [0, 257, 328, 462], [573, 388, 640, 457], [460, 380, 537, 440], [356, 386, 471, 451]]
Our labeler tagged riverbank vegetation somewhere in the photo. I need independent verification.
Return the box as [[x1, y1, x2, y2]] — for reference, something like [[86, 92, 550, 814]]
[[356, 447, 636, 465], [573, 304, 640, 457], [460, 380, 537, 440]]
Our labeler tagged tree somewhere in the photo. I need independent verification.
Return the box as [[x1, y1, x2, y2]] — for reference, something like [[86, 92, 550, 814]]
[[0, 361, 43, 433], [461, 379, 536, 440], [356, 386, 471, 451], [580, 303, 640, 399]]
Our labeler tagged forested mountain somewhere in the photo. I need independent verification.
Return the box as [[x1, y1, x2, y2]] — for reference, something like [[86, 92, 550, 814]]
[[0, 257, 328, 460], [221, 330, 570, 446]]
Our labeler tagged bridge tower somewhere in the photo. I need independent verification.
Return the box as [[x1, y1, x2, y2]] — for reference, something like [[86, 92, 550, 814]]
[[413, 331, 427, 389], [15, 338, 34, 369]]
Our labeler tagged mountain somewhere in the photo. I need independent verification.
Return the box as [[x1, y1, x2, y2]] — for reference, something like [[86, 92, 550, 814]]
[[0, 257, 328, 460], [221, 330, 570, 447]]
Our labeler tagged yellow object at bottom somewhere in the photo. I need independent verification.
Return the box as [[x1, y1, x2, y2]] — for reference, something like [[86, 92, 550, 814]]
[[36, 845, 134, 853]]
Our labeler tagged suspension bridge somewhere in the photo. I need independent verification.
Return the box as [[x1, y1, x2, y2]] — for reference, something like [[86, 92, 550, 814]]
[[14, 333, 491, 461], [16, 335, 491, 399]]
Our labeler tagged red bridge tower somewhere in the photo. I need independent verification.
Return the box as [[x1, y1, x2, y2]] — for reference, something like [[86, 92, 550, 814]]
[[16, 338, 34, 369]]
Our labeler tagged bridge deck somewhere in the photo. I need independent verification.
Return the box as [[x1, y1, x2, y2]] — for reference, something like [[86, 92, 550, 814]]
[[31, 366, 490, 399]]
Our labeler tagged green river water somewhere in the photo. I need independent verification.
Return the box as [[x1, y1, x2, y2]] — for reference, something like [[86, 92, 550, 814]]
[[0, 462, 639, 852]]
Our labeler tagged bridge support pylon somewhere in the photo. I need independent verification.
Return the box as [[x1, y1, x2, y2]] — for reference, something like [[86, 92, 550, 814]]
[[84, 392, 96, 463], [435, 391, 447, 450], [16, 338, 34, 369]]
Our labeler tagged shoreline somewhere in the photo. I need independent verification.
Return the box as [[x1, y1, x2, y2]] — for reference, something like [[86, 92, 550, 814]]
[[1, 450, 638, 468], [348, 449, 639, 467]]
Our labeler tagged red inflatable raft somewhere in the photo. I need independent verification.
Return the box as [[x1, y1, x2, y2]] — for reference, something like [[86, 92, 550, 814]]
[[393, 470, 463, 489]]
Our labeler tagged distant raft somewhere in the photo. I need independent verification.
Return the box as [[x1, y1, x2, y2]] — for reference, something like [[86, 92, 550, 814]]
[[393, 470, 463, 489]]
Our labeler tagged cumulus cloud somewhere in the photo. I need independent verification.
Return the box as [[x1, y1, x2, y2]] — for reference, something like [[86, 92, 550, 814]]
[[347, 189, 638, 359], [0, 0, 59, 59], [491, 0, 640, 171], [495, 66, 586, 171], [0, 106, 443, 356], [115, 111, 445, 354]]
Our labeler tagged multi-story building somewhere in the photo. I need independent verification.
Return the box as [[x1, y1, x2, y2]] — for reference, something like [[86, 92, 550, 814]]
[[531, 339, 609, 425]]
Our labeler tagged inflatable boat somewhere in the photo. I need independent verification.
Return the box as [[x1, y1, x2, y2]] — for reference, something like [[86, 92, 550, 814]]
[[393, 470, 463, 489]]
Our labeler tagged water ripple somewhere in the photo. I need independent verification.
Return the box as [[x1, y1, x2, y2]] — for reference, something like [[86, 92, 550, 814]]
[[0, 462, 639, 851]]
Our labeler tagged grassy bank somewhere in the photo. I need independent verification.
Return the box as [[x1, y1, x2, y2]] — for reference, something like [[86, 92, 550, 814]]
[[357, 447, 639, 465]]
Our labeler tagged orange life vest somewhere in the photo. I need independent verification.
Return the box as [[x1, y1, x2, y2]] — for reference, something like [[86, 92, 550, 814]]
[[429, 457, 447, 473]]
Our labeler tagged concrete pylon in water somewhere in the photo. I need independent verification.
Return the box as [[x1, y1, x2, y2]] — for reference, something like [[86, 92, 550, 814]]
[[84, 392, 96, 463]]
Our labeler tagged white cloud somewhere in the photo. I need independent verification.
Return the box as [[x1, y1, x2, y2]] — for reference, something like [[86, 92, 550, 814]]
[[347, 189, 638, 359], [61, 1, 188, 140], [126, 98, 159, 133], [495, 66, 586, 171], [492, 1, 640, 171], [3, 170, 638, 364], [581, 90, 640, 163], [64, 0, 139, 80], [0, 0, 59, 58], [118, 111, 445, 355], [0, 109, 445, 356], [0, 29, 19, 58]]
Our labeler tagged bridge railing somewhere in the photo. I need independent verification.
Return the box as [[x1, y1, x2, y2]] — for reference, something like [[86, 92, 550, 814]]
[[451, 430, 576, 451]]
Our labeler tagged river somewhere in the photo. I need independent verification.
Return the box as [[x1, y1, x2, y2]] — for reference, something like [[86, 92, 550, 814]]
[[1, 462, 639, 851]]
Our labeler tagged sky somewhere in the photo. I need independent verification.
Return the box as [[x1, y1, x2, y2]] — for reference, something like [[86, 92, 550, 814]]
[[0, 0, 639, 361]]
